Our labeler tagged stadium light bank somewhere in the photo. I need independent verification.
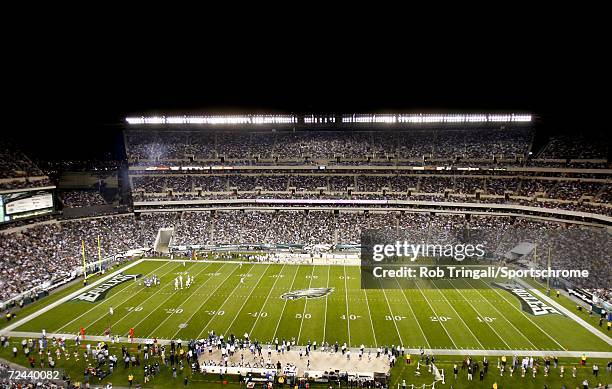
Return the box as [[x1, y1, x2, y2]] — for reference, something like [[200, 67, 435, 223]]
[[125, 113, 532, 125]]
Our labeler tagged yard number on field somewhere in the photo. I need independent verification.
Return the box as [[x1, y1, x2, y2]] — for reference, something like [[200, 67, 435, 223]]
[[430, 316, 452, 322]]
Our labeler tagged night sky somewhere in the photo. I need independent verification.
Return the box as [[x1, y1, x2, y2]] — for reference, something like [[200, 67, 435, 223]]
[[5, 50, 603, 161]]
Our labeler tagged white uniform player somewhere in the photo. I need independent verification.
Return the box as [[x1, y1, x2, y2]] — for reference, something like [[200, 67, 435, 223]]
[[174, 278, 179, 291]]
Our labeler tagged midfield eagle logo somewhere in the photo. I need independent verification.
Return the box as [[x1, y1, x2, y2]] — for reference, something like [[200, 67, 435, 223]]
[[281, 288, 335, 300]]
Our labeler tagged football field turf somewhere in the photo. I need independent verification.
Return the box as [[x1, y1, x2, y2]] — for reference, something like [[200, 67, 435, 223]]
[[13, 260, 611, 353]]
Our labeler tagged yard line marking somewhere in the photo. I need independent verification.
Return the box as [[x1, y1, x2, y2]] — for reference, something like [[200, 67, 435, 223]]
[[167, 263, 238, 340], [322, 265, 330, 344], [248, 264, 286, 336], [378, 280, 404, 346], [225, 264, 271, 336], [55, 260, 174, 333], [129, 262, 216, 337], [271, 265, 301, 342], [455, 279, 537, 349], [433, 280, 489, 349], [343, 265, 352, 346], [471, 279, 565, 350], [192, 264, 258, 340], [97, 262, 209, 334], [413, 279, 458, 349], [362, 288, 378, 348], [394, 278, 430, 349], [131, 263, 218, 337], [296, 266, 315, 344]]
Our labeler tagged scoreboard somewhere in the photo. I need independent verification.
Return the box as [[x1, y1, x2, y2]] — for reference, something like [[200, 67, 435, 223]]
[[1, 190, 54, 223]]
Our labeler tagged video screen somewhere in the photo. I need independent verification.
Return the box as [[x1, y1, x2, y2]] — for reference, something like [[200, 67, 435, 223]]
[[1, 190, 54, 223]]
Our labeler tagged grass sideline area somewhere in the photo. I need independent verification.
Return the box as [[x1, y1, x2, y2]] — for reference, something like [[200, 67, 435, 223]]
[[388, 355, 612, 389], [0, 260, 135, 331], [0, 337, 610, 388], [7, 259, 610, 353], [525, 277, 612, 336]]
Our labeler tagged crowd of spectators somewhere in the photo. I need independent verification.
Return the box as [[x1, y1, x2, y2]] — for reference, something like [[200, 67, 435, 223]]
[[0, 142, 52, 194], [537, 135, 609, 159], [546, 181, 604, 200], [1, 129, 610, 307], [125, 128, 534, 161], [128, 174, 611, 214], [485, 178, 521, 195], [0, 208, 609, 302], [131, 174, 608, 199], [357, 175, 390, 191], [0, 213, 173, 301], [133, 193, 612, 217], [59, 191, 107, 207], [0, 142, 44, 178], [0, 177, 53, 190], [289, 176, 329, 191]]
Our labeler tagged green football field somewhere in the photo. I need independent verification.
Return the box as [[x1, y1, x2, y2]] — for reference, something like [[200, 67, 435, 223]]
[[13, 260, 611, 353]]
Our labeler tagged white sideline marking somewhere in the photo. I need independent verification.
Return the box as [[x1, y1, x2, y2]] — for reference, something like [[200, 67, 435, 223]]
[[528, 286, 612, 346], [0, 258, 148, 334], [57, 260, 175, 333], [5, 330, 612, 359]]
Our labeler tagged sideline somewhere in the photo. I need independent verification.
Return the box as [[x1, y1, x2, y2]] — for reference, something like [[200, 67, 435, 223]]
[[0, 258, 147, 334], [527, 286, 612, 346], [0, 258, 308, 335], [3, 332, 612, 359]]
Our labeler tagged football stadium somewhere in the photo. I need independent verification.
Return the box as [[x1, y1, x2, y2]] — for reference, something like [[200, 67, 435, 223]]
[[0, 112, 610, 389]]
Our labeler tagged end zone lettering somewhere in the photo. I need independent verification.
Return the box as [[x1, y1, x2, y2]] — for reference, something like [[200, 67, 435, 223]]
[[493, 283, 561, 316], [73, 274, 141, 303]]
